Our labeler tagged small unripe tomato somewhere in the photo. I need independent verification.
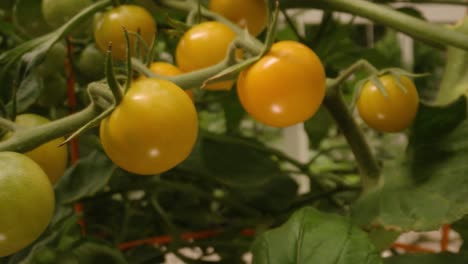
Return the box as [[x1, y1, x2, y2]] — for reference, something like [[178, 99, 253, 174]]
[[357, 75, 419, 132], [209, 0, 267, 36], [41, 0, 93, 29], [237, 41, 326, 128], [77, 44, 105, 81], [175, 21, 237, 90], [100, 78, 198, 175], [94, 5, 156, 60]]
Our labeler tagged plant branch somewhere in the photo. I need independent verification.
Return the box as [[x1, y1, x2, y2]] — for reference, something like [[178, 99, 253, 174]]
[[0, 83, 114, 153], [0, 105, 99, 153], [385, 0, 468, 5], [323, 82, 381, 190], [0, 118, 17, 132], [281, 0, 468, 51]]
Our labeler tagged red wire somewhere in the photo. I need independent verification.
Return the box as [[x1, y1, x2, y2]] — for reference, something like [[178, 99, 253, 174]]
[[66, 37, 85, 235], [440, 224, 451, 252], [118, 229, 255, 251], [392, 242, 437, 253]]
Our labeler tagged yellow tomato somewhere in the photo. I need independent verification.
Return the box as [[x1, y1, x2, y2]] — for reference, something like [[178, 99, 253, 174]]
[[94, 5, 156, 60], [237, 41, 326, 128], [175, 21, 237, 90], [357, 75, 419, 132], [100, 78, 198, 175], [209, 0, 267, 36]]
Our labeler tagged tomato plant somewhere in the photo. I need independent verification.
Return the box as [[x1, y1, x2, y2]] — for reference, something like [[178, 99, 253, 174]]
[[93, 5, 156, 60], [357, 74, 419, 132], [100, 78, 198, 175], [175, 21, 237, 90], [1, 0, 468, 263], [0, 152, 54, 257], [209, 0, 267, 36], [237, 40, 326, 127]]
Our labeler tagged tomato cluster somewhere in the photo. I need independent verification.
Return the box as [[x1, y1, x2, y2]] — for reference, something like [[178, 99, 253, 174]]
[[0, 0, 423, 258]]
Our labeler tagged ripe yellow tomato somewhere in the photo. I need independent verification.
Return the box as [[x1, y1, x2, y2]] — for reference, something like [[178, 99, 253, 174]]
[[237, 41, 326, 128], [2, 114, 68, 184], [100, 78, 198, 175], [209, 0, 267, 36], [357, 75, 419, 132], [0, 152, 55, 257], [144, 62, 194, 100], [175, 21, 237, 90], [94, 5, 156, 60]]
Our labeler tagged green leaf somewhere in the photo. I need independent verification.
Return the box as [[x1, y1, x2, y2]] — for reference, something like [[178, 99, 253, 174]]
[[201, 134, 284, 188], [353, 98, 468, 231], [384, 253, 468, 264], [251, 207, 382, 264], [5, 71, 43, 114], [73, 242, 126, 264], [221, 88, 246, 134], [55, 150, 116, 204], [304, 106, 333, 148]]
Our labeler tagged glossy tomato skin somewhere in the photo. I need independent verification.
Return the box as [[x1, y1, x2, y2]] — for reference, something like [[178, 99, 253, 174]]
[[175, 21, 237, 90], [237, 41, 326, 128], [94, 5, 156, 60], [144, 62, 194, 100], [9, 114, 68, 184], [0, 152, 55, 257], [100, 78, 198, 175], [357, 75, 419, 132], [209, 0, 267, 36]]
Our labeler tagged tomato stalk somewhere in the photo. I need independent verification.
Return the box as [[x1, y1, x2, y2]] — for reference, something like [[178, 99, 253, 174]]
[[281, 0, 468, 51], [323, 61, 383, 190], [390, 0, 468, 5], [0, 83, 114, 153], [0, 118, 17, 132], [159, 0, 264, 54]]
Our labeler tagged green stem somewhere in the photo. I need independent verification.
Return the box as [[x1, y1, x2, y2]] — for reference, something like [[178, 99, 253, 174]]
[[0, 118, 17, 132], [0, 105, 100, 153], [132, 58, 230, 90], [328, 60, 378, 89], [200, 130, 307, 171], [388, 0, 468, 5], [323, 82, 381, 190], [159, 0, 263, 54], [281, 0, 468, 51]]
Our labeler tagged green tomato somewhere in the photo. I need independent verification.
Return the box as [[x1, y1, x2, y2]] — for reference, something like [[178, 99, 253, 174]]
[[0, 152, 55, 257], [37, 42, 66, 77], [77, 44, 105, 81], [41, 0, 93, 29]]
